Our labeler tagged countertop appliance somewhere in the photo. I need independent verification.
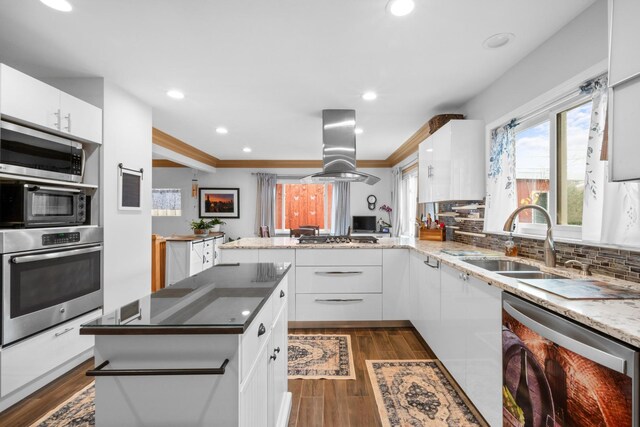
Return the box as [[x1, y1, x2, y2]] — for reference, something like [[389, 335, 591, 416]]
[[352, 215, 377, 233], [1, 226, 103, 346], [502, 293, 637, 426], [0, 120, 84, 183], [0, 182, 87, 228], [297, 235, 378, 244]]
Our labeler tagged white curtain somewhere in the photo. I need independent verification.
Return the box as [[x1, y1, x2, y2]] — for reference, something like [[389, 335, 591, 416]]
[[255, 173, 276, 236], [484, 120, 518, 232], [581, 76, 640, 245], [152, 188, 182, 216], [331, 181, 350, 235], [400, 171, 418, 237], [390, 167, 402, 237]]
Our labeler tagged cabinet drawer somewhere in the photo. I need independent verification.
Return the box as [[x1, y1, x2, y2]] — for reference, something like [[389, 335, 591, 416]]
[[296, 249, 382, 266], [1, 310, 100, 396], [241, 297, 273, 382], [272, 276, 288, 322], [296, 266, 381, 293], [204, 239, 213, 249], [296, 293, 382, 321]]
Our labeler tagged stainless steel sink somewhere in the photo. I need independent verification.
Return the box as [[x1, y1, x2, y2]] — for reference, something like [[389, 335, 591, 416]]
[[498, 271, 566, 280], [462, 259, 540, 272]]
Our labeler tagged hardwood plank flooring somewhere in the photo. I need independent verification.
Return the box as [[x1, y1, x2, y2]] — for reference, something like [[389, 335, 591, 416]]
[[0, 327, 440, 427]]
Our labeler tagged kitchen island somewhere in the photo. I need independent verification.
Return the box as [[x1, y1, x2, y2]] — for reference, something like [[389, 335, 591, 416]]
[[81, 262, 291, 427]]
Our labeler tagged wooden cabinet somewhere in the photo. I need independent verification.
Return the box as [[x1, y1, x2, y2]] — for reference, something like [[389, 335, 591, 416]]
[[608, 0, 640, 182], [0, 64, 102, 144], [438, 264, 502, 426], [418, 120, 485, 202]]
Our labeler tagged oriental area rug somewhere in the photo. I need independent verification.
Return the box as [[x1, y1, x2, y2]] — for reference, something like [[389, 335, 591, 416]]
[[288, 334, 356, 380], [31, 383, 95, 426], [366, 360, 488, 427]]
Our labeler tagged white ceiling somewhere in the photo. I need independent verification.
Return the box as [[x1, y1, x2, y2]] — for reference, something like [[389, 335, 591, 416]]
[[0, 0, 595, 160]]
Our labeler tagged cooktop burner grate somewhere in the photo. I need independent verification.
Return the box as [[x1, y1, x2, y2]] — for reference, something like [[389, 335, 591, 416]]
[[297, 235, 379, 244]]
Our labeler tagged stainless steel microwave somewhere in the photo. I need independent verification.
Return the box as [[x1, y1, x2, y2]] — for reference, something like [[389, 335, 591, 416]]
[[0, 182, 87, 228], [0, 120, 84, 183]]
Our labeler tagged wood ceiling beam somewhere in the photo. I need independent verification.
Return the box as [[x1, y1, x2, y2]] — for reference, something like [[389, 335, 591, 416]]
[[152, 159, 187, 168], [152, 128, 219, 167]]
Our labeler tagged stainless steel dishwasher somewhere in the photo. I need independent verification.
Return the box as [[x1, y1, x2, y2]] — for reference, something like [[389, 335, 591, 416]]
[[502, 293, 638, 427]]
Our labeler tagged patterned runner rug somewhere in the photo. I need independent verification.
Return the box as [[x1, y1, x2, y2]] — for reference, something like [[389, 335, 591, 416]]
[[31, 382, 95, 426], [366, 360, 488, 427], [288, 334, 356, 380]]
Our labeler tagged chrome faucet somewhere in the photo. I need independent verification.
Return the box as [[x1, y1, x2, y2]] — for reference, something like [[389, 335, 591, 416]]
[[564, 260, 592, 276], [503, 204, 556, 267]]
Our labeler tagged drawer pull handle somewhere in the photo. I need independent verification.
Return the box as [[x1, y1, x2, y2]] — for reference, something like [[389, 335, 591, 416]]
[[55, 327, 74, 337], [315, 271, 363, 276], [257, 323, 266, 337], [314, 298, 364, 302], [423, 259, 440, 269], [86, 358, 229, 377], [280, 290, 285, 298], [274, 346, 281, 353], [270, 353, 277, 361]]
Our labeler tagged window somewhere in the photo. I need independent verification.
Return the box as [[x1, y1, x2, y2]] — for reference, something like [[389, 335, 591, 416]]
[[513, 99, 592, 236], [152, 188, 182, 216], [275, 182, 332, 233], [400, 169, 418, 237]]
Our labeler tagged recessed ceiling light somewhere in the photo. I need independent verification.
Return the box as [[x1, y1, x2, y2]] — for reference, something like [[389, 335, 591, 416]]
[[362, 91, 377, 101], [242, 147, 252, 153], [355, 128, 364, 135], [166, 89, 185, 100], [40, 0, 73, 12], [482, 33, 515, 49], [216, 127, 229, 134], [387, 0, 415, 17]]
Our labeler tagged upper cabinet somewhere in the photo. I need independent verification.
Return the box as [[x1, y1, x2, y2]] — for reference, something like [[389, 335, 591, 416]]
[[0, 64, 102, 144], [418, 119, 485, 203], [608, 0, 640, 182]]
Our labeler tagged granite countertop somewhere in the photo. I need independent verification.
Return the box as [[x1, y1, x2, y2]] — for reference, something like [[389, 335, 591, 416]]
[[221, 237, 640, 348], [164, 232, 225, 242], [81, 262, 290, 335]]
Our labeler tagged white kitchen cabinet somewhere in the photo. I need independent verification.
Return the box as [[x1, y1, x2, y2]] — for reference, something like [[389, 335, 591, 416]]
[[166, 237, 217, 286], [382, 249, 410, 320], [0, 64, 102, 144], [296, 293, 382, 321], [240, 338, 270, 427], [608, 0, 640, 182], [221, 249, 260, 263], [418, 120, 485, 203], [1, 309, 101, 397], [439, 264, 502, 427], [408, 251, 422, 327], [258, 249, 296, 321], [418, 255, 442, 355], [268, 302, 289, 427]]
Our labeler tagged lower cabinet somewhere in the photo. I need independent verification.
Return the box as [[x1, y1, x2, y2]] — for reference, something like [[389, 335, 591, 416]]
[[438, 264, 502, 427], [166, 238, 218, 286]]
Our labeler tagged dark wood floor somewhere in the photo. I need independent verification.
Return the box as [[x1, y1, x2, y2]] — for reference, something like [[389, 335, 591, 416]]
[[0, 327, 437, 427], [287, 327, 437, 427]]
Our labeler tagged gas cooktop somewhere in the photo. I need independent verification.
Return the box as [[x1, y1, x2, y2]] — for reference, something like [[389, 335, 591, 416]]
[[297, 235, 379, 244]]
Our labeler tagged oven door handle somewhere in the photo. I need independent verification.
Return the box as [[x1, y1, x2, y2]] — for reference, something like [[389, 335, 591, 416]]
[[11, 246, 102, 264], [25, 184, 82, 194]]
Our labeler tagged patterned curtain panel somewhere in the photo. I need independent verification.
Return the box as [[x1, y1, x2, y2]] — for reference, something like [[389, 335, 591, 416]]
[[331, 181, 351, 235], [152, 189, 182, 216], [390, 167, 402, 237], [255, 173, 277, 236], [581, 76, 640, 245], [485, 120, 518, 233]]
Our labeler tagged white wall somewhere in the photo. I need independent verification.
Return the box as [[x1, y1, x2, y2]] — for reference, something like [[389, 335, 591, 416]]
[[102, 81, 153, 312], [461, 0, 607, 124], [152, 167, 391, 238]]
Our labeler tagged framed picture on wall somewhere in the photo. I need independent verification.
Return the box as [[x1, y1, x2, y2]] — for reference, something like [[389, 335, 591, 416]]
[[118, 165, 143, 211], [199, 188, 240, 218]]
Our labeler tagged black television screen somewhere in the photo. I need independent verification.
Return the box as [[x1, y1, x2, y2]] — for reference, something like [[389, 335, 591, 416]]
[[352, 216, 377, 232]]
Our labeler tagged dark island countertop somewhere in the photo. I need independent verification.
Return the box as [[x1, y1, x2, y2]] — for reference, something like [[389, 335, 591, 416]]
[[80, 262, 291, 335]]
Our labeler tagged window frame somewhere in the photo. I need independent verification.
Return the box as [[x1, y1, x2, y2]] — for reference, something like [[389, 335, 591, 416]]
[[275, 180, 333, 234], [513, 93, 592, 240], [400, 168, 418, 238]]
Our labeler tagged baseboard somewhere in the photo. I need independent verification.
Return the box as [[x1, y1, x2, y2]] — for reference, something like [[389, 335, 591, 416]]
[[288, 320, 412, 329]]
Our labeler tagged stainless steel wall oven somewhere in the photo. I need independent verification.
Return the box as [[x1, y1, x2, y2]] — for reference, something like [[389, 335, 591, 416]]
[[1, 227, 103, 346]]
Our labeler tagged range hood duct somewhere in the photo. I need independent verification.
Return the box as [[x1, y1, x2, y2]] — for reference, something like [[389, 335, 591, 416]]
[[302, 109, 380, 185]]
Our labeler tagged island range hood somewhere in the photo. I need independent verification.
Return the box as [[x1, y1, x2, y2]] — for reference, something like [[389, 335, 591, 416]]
[[302, 109, 380, 185]]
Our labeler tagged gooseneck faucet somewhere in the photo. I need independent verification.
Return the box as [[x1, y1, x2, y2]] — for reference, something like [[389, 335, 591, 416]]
[[503, 204, 556, 267]]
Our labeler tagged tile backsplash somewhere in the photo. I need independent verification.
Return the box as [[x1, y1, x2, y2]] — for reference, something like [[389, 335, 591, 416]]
[[428, 201, 640, 284]]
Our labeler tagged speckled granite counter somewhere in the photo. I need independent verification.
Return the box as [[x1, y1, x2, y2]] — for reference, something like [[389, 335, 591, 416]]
[[221, 237, 640, 347]]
